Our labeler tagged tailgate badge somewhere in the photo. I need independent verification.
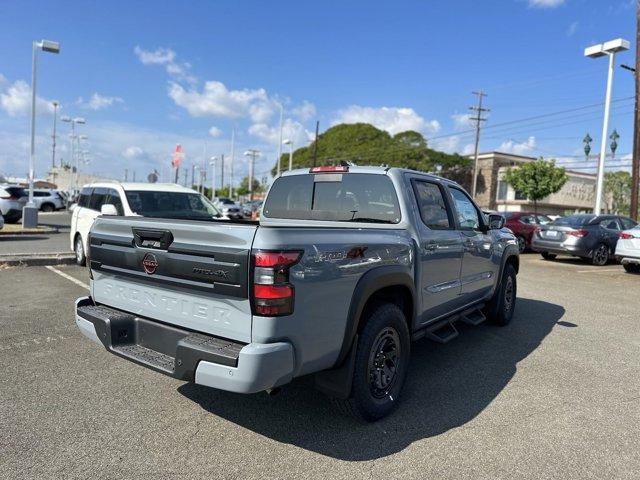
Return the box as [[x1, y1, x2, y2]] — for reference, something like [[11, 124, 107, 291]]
[[142, 253, 159, 275]]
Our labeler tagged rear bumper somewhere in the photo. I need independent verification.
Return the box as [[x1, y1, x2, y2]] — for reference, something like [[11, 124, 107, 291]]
[[531, 239, 587, 256], [75, 296, 294, 393]]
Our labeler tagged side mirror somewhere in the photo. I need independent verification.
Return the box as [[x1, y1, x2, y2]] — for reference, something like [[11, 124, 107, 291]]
[[101, 204, 118, 216], [488, 214, 505, 230]]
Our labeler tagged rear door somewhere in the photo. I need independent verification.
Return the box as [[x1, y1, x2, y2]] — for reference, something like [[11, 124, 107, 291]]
[[410, 177, 465, 322], [447, 186, 497, 304], [89, 217, 257, 342]]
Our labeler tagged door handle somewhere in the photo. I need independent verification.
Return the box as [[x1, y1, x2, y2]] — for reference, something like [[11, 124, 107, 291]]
[[424, 241, 438, 251]]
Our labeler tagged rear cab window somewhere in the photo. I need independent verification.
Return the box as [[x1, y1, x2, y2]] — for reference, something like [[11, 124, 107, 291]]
[[263, 173, 401, 224]]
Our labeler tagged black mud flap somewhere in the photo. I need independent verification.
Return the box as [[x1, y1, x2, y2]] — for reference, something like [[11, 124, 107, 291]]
[[314, 335, 358, 400]]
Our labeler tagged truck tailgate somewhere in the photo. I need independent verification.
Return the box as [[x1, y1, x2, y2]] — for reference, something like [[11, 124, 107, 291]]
[[88, 216, 257, 343]]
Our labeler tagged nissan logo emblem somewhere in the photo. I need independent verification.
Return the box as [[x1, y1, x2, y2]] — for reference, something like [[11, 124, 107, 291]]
[[142, 253, 158, 275]]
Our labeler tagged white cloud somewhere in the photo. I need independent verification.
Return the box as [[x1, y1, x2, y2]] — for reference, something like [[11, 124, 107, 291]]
[[0, 79, 55, 117], [566, 21, 578, 36], [332, 106, 440, 136], [122, 146, 145, 159], [451, 113, 473, 130], [291, 100, 316, 121], [168, 80, 277, 122], [134, 46, 176, 65], [528, 0, 565, 8], [134, 46, 196, 84], [77, 93, 123, 111], [498, 136, 537, 155], [208, 126, 222, 138], [248, 118, 313, 147]]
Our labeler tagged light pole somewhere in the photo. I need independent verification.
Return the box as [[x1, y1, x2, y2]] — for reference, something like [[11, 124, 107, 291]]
[[191, 164, 199, 190], [283, 139, 293, 171], [51, 101, 59, 169], [276, 103, 284, 176], [585, 38, 630, 214], [23, 39, 60, 228], [77, 135, 88, 187], [209, 156, 217, 200], [61, 116, 86, 194], [244, 149, 260, 201]]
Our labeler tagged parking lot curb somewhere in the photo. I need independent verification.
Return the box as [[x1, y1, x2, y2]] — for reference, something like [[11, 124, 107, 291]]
[[0, 227, 59, 236], [0, 252, 76, 267]]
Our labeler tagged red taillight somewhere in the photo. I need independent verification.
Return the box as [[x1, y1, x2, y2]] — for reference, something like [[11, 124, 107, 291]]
[[620, 232, 633, 239], [567, 229, 588, 238], [309, 166, 348, 173], [254, 251, 300, 267], [252, 250, 302, 317]]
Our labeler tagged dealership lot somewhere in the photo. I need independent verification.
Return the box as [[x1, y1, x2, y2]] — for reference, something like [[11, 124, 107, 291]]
[[1, 256, 639, 480]]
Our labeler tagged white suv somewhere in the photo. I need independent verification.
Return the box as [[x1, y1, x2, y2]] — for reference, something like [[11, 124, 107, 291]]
[[33, 189, 65, 212], [70, 182, 221, 265]]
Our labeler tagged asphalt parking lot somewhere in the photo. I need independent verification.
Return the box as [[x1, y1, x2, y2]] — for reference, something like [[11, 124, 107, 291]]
[[1, 255, 639, 479]]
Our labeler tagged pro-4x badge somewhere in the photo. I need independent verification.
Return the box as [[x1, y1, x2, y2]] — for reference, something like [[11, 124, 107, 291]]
[[142, 253, 158, 275]]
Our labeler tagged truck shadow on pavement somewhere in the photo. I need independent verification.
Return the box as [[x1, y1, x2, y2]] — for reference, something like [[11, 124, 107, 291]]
[[178, 297, 564, 461]]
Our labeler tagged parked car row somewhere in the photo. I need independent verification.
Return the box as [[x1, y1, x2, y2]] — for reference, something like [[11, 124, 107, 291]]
[[494, 210, 640, 274], [0, 185, 67, 224]]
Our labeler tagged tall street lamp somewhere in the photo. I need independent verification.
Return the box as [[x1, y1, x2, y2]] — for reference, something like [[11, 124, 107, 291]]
[[283, 139, 293, 171], [585, 38, 629, 214], [23, 39, 60, 228], [61, 116, 86, 193]]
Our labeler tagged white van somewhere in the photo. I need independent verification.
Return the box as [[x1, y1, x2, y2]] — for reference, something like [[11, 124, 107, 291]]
[[70, 182, 221, 265]]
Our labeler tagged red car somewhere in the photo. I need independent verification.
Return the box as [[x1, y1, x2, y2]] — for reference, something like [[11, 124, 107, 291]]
[[502, 212, 553, 253]]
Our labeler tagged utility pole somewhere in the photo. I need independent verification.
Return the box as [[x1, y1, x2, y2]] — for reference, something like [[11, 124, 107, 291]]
[[244, 149, 260, 202], [470, 91, 489, 199], [51, 101, 59, 169], [229, 128, 235, 198], [183, 168, 187, 187], [124, 168, 128, 182], [312, 121, 319, 167], [132, 171, 136, 182], [632, 3, 640, 220], [220, 153, 225, 192], [276, 103, 284, 176]]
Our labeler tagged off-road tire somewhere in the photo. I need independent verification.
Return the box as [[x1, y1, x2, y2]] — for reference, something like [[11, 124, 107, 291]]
[[485, 263, 517, 326], [332, 303, 410, 422]]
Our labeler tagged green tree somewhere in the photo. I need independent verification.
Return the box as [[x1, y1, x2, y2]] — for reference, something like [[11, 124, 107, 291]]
[[503, 158, 568, 215], [272, 123, 471, 184], [235, 176, 264, 196], [604, 170, 631, 215]]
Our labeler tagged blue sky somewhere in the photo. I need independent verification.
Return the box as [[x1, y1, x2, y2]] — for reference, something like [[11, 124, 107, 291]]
[[0, 0, 637, 184]]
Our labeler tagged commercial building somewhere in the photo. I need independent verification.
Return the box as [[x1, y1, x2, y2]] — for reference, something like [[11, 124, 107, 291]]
[[471, 151, 597, 215]]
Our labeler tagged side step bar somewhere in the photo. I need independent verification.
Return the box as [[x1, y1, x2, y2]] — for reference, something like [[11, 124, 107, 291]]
[[414, 304, 486, 344]]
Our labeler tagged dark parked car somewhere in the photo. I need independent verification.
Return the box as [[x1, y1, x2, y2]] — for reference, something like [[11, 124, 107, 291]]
[[531, 214, 638, 266], [502, 212, 552, 253]]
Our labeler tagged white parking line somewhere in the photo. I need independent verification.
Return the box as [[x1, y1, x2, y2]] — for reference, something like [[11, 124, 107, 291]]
[[575, 268, 623, 274], [45, 265, 90, 290]]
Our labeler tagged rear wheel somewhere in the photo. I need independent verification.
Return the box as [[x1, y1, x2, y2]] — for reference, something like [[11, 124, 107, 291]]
[[591, 244, 609, 266], [516, 236, 526, 253], [332, 302, 410, 422], [541, 252, 557, 260], [623, 263, 640, 274], [40, 203, 54, 213], [74, 235, 86, 266], [485, 263, 517, 326]]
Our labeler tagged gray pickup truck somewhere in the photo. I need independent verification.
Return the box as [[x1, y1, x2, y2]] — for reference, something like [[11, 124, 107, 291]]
[[75, 166, 519, 421]]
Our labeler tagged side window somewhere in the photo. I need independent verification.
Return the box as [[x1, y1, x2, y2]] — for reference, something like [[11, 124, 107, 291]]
[[78, 188, 93, 208], [88, 187, 107, 211], [449, 187, 481, 230], [519, 215, 534, 224], [621, 217, 637, 230], [105, 189, 124, 215], [599, 218, 620, 230], [412, 180, 451, 229]]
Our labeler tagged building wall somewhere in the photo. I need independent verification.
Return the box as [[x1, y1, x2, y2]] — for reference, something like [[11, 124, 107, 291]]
[[471, 152, 597, 215]]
